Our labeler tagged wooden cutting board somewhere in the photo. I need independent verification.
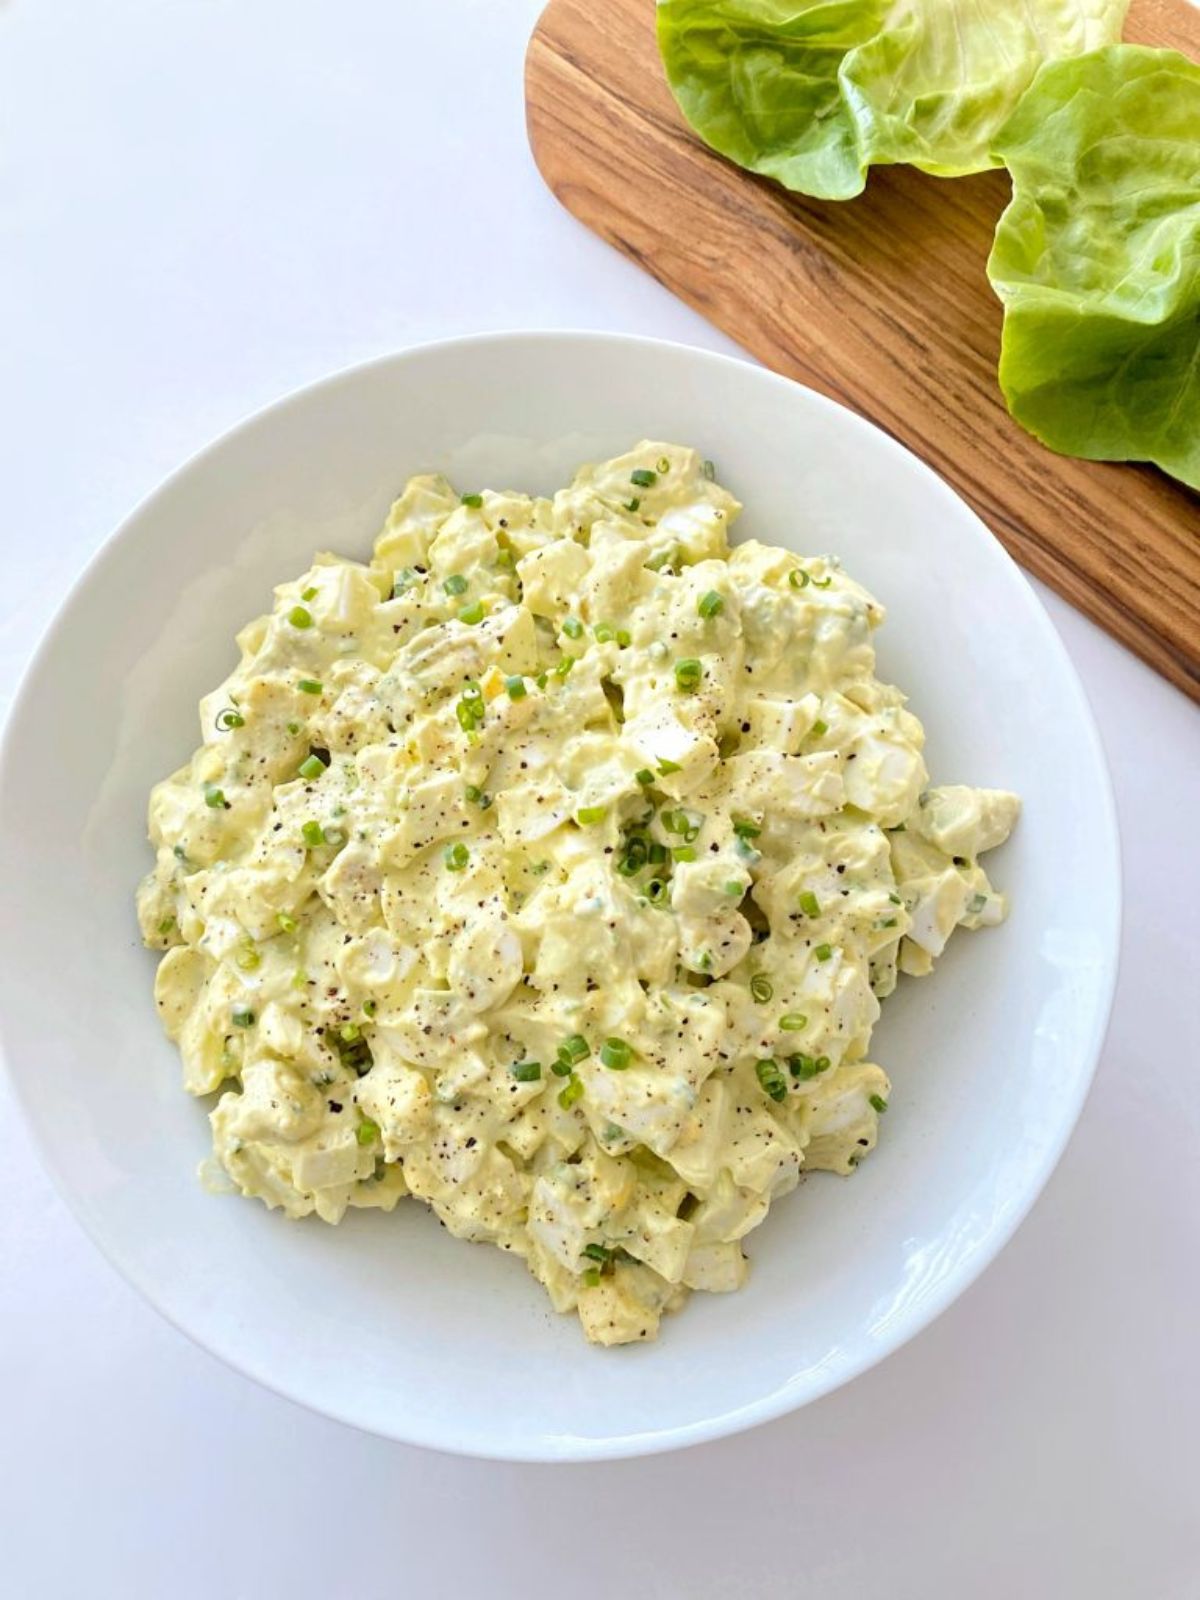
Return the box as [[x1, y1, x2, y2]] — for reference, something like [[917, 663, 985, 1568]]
[[526, 0, 1200, 701]]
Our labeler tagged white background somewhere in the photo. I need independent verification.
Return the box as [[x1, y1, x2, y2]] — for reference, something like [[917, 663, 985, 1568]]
[[2, 3, 1197, 1596]]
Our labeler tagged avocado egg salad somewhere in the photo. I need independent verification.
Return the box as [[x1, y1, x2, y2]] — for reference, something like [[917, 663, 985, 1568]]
[[137, 443, 1019, 1345]]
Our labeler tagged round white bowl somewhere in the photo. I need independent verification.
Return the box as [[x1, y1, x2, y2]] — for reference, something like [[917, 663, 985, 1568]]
[[0, 333, 1119, 1461]]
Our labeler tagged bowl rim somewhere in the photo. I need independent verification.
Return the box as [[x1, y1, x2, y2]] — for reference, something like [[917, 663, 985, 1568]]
[[0, 329, 1122, 1461]]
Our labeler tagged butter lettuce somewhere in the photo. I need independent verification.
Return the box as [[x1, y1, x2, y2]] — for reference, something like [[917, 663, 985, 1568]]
[[656, 0, 886, 201], [988, 46, 1200, 489], [657, 0, 1128, 200]]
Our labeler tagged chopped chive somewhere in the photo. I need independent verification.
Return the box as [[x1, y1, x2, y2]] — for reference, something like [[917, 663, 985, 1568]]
[[560, 1034, 589, 1065], [215, 707, 245, 731], [618, 837, 648, 876], [623, 498, 641, 513], [702, 458, 716, 480], [749, 973, 773, 1004], [888, 892, 903, 905], [810, 718, 829, 737], [505, 675, 527, 700], [968, 892, 988, 913], [583, 1242, 612, 1263], [297, 678, 322, 696], [645, 877, 668, 904], [812, 574, 833, 588], [755, 1058, 788, 1103], [298, 753, 327, 780], [656, 455, 670, 473], [392, 567, 418, 596], [779, 1013, 808, 1031], [235, 941, 261, 972], [562, 615, 584, 639], [461, 493, 483, 508], [357, 1118, 380, 1145], [535, 672, 548, 690], [732, 816, 761, 839], [551, 1056, 574, 1077], [459, 600, 485, 625], [657, 758, 681, 775], [301, 586, 318, 601], [204, 783, 227, 809], [798, 890, 821, 917], [647, 841, 668, 865], [456, 690, 485, 732], [576, 805, 607, 826], [554, 655, 575, 679], [443, 573, 468, 596], [362, 999, 377, 1018], [814, 943, 833, 962], [581, 1267, 602, 1288], [288, 605, 313, 628], [286, 720, 302, 735], [635, 768, 655, 787], [672, 845, 696, 863], [630, 468, 656, 488], [599, 1038, 633, 1070], [301, 820, 325, 848], [594, 623, 616, 643], [788, 568, 810, 590], [697, 590, 724, 619], [881, 917, 898, 928], [616, 629, 632, 648], [674, 657, 702, 693], [157, 916, 175, 935], [231, 1005, 255, 1028], [869, 1094, 888, 1114], [443, 842, 470, 871], [495, 548, 515, 570], [511, 1060, 542, 1083], [725, 879, 744, 897], [558, 1075, 584, 1110]]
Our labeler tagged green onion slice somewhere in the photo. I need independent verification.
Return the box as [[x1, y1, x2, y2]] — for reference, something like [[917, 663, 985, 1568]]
[[599, 1038, 633, 1070], [755, 1058, 788, 1103]]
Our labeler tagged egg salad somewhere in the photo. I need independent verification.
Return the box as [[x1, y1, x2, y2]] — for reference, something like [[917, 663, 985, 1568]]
[[137, 442, 1019, 1346]]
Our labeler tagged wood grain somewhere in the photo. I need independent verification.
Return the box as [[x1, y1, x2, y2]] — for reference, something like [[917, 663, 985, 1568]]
[[526, 0, 1200, 700]]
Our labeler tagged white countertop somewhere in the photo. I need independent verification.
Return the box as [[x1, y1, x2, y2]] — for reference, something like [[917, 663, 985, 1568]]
[[2, 3, 1197, 1595]]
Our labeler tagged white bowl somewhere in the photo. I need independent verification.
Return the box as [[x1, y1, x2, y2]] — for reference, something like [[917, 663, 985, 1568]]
[[0, 333, 1119, 1460]]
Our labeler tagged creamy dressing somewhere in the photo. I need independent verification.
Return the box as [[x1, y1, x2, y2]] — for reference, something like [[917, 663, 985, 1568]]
[[138, 442, 1019, 1345]]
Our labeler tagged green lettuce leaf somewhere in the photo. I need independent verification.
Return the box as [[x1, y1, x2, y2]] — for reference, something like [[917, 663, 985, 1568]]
[[842, 0, 1129, 178], [657, 0, 1128, 200], [656, 1, 887, 201], [988, 46, 1200, 489]]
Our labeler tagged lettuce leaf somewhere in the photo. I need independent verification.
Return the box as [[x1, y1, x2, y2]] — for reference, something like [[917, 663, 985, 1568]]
[[656, 1, 887, 202], [657, 0, 1128, 200], [842, 0, 1128, 178], [988, 46, 1200, 489]]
